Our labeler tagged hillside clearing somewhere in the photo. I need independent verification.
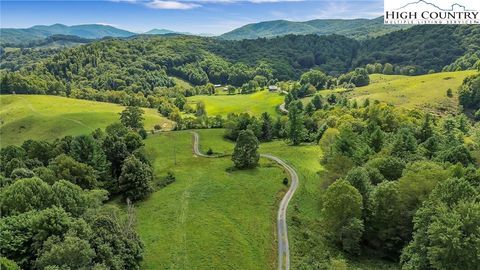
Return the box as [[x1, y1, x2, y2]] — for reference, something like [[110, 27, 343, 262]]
[[320, 71, 478, 114], [0, 95, 173, 145], [188, 90, 284, 116]]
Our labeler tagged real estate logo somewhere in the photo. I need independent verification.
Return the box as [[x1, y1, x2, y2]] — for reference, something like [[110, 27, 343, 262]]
[[384, 0, 480, 24]]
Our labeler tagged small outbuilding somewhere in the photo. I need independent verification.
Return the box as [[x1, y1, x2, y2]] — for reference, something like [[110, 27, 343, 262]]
[[268, 85, 279, 91]]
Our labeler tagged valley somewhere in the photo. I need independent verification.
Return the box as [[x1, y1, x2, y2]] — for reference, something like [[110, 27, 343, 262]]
[[1, 6, 479, 270]]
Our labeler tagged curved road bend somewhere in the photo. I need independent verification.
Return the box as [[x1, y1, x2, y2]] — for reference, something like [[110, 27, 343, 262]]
[[191, 131, 299, 270]]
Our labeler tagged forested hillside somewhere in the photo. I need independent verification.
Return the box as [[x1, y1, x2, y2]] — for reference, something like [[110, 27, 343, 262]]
[[220, 17, 410, 40], [1, 25, 478, 100], [355, 25, 480, 74]]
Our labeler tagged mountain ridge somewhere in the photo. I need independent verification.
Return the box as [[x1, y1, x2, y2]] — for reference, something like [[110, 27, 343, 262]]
[[220, 16, 412, 40], [0, 24, 136, 45]]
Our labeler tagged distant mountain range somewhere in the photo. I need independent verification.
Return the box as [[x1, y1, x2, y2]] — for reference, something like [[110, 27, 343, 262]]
[[0, 24, 137, 45], [219, 17, 411, 40], [0, 17, 411, 46], [145, 28, 187, 35], [0, 24, 215, 46]]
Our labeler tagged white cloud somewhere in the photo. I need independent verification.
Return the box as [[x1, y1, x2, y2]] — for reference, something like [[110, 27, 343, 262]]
[[110, 0, 305, 10], [146, 0, 200, 9]]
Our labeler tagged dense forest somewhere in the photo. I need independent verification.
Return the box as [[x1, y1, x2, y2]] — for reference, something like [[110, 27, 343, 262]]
[[1, 25, 479, 103]]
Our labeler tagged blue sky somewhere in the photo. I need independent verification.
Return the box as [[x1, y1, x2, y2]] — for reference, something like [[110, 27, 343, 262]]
[[1, 0, 384, 34]]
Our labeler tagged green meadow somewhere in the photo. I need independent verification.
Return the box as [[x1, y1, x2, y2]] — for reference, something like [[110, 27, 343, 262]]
[[187, 90, 284, 116], [0, 95, 173, 145], [320, 71, 477, 114], [192, 129, 398, 269], [138, 130, 287, 270]]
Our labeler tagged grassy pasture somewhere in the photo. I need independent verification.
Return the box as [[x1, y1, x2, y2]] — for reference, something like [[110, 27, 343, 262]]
[[319, 71, 477, 114], [187, 90, 284, 117], [193, 129, 398, 269], [138, 130, 287, 270], [0, 95, 173, 146]]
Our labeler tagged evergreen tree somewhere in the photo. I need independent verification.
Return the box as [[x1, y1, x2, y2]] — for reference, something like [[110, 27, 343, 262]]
[[392, 128, 417, 158], [370, 127, 384, 153], [260, 112, 274, 141], [417, 114, 433, 143], [311, 94, 323, 110], [70, 135, 108, 173], [287, 101, 305, 145]]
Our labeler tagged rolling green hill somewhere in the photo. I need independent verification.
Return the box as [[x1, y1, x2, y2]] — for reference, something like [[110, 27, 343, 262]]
[[0, 23, 136, 46], [220, 17, 410, 40], [0, 95, 172, 145], [319, 70, 478, 114]]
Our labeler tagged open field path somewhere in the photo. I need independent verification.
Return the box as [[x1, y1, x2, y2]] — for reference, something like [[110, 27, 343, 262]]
[[191, 131, 299, 270]]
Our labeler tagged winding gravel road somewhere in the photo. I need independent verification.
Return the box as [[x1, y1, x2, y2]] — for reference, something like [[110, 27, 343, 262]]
[[191, 131, 299, 270]]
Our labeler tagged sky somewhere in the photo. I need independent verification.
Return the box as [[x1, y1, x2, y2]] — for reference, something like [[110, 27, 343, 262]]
[[1, 0, 384, 35]]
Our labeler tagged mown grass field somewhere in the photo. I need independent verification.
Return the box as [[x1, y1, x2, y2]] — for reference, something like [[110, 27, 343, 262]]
[[319, 71, 477, 114], [188, 90, 284, 116], [0, 95, 173, 145], [138, 130, 287, 270]]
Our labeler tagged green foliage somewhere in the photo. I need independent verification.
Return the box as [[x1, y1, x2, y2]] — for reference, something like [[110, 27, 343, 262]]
[[401, 178, 480, 270], [119, 155, 153, 202], [287, 100, 305, 145], [259, 112, 274, 142], [322, 180, 363, 252], [369, 126, 384, 152], [367, 156, 405, 181], [0, 257, 20, 270], [10, 168, 35, 180], [344, 167, 372, 207], [300, 69, 328, 89], [355, 25, 479, 74], [70, 134, 108, 173], [120, 106, 145, 130], [458, 73, 480, 111], [367, 181, 404, 258], [391, 128, 417, 159], [49, 154, 98, 189], [36, 235, 95, 269], [1, 177, 53, 215], [232, 129, 260, 169], [340, 217, 364, 255], [338, 68, 370, 87]]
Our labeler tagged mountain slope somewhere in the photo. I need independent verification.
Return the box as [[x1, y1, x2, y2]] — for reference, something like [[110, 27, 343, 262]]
[[220, 17, 410, 40], [0, 24, 136, 45], [145, 29, 182, 35], [1, 25, 477, 96]]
